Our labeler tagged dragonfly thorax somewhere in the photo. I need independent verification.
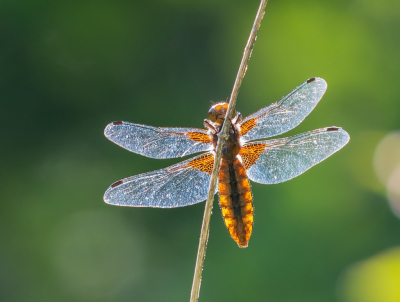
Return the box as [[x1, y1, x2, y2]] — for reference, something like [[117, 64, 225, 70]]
[[205, 117, 241, 161]]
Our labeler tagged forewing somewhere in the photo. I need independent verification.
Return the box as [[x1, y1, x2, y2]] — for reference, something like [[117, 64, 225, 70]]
[[104, 121, 212, 159], [104, 153, 216, 208], [240, 127, 350, 184], [240, 77, 327, 141]]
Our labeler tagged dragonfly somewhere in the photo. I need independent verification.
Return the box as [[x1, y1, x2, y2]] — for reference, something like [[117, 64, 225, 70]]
[[103, 77, 349, 248]]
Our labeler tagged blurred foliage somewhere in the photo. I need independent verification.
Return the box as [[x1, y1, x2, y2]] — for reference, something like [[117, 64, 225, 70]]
[[1, 0, 400, 301], [339, 247, 400, 302]]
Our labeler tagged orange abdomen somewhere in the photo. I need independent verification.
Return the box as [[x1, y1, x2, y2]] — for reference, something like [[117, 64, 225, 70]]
[[218, 158, 254, 247]]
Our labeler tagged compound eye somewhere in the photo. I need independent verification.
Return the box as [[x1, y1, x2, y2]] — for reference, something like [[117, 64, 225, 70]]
[[207, 103, 228, 124], [207, 109, 218, 122]]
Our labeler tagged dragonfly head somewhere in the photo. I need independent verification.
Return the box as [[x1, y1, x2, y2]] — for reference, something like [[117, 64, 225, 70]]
[[208, 102, 235, 125]]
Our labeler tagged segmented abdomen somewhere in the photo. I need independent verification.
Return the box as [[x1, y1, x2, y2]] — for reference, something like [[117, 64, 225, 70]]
[[218, 158, 254, 247]]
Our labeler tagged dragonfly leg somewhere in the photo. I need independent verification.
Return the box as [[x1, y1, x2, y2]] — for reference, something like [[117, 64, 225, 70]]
[[204, 119, 217, 133], [231, 112, 242, 124]]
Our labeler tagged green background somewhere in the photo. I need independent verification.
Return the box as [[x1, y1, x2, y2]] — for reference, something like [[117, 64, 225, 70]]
[[1, 0, 400, 301]]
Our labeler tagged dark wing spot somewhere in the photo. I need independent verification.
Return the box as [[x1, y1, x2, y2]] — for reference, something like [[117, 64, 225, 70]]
[[307, 77, 316, 83], [111, 180, 123, 188], [112, 121, 123, 125], [327, 127, 339, 131]]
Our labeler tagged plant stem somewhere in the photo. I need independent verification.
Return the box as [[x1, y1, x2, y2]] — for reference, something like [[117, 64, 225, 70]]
[[189, 1, 269, 301]]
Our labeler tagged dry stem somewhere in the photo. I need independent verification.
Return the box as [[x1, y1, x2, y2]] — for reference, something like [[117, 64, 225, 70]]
[[189, 1, 269, 301]]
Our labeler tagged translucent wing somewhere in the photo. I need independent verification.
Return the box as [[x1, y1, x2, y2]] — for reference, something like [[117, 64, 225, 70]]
[[104, 121, 212, 159], [239, 127, 350, 184], [104, 152, 215, 208], [239, 77, 327, 141]]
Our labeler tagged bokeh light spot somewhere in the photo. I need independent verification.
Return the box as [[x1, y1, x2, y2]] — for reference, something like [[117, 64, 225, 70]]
[[373, 131, 400, 218], [373, 131, 400, 185], [387, 165, 400, 218]]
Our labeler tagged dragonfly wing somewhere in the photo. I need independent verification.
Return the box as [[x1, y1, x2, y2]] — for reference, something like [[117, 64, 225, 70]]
[[104, 122, 212, 159], [240, 127, 350, 184], [240, 77, 327, 141], [104, 152, 216, 208]]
